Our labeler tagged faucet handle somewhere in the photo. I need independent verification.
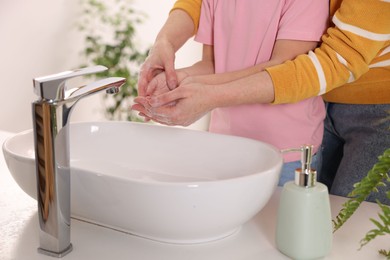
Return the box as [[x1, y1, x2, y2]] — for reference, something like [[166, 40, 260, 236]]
[[33, 65, 108, 100]]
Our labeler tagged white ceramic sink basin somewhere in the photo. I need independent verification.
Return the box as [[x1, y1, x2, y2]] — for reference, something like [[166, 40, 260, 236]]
[[2, 121, 283, 244]]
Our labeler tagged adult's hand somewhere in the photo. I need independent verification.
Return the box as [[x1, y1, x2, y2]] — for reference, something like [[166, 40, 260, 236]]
[[137, 39, 177, 97], [137, 9, 196, 97]]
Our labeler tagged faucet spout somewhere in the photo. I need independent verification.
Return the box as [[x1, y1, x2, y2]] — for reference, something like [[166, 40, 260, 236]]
[[64, 77, 125, 102], [32, 66, 125, 257]]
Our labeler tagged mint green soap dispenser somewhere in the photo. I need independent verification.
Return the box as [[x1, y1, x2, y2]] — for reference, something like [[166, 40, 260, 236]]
[[276, 145, 332, 260]]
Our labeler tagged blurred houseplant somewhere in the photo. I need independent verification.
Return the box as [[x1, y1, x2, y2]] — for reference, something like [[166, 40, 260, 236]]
[[333, 113, 390, 259], [78, 0, 148, 121]]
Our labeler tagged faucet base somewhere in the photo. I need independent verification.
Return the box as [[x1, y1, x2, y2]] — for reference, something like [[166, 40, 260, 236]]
[[38, 244, 73, 258]]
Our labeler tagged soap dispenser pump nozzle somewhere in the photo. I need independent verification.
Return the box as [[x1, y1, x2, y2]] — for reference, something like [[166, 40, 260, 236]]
[[295, 145, 316, 187]]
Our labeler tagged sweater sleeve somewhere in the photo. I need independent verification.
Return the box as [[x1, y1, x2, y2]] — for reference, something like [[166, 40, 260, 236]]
[[171, 0, 202, 34], [266, 0, 390, 104]]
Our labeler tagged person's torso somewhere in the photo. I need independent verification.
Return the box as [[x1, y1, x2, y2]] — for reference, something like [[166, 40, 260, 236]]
[[195, 0, 329, 161]]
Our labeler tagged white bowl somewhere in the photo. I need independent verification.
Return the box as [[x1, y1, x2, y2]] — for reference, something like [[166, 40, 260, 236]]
[[2, 121, 282, 244]]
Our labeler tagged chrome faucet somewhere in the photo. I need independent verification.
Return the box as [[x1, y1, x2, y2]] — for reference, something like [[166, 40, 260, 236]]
[[32, 66, 126, 257]]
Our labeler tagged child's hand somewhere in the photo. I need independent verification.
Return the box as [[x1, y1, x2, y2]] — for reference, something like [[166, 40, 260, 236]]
[[133, 70, 188, 120], [144, 71, 171, 97]]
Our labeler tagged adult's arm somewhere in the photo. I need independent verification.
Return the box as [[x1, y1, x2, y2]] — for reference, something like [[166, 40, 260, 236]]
[[266, 0, 390, 104], [171, 0, 202, 34]]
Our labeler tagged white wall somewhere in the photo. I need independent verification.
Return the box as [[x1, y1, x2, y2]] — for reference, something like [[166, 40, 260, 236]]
[[0, 0, 202, 133]]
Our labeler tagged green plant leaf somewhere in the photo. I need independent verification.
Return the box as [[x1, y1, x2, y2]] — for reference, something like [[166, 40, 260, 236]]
[[78, 0, 149, 121], [333, 147, 390, 257]]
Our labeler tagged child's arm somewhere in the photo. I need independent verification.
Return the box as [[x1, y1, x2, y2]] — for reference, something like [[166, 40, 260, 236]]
[[179, 39, 318, 87]]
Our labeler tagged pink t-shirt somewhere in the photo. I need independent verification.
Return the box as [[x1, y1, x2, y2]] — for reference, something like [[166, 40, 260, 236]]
[[195, 0, 329, 162]]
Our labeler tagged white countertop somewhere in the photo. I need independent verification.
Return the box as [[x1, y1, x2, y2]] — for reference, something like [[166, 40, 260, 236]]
[[0, 130, 388, 260]]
